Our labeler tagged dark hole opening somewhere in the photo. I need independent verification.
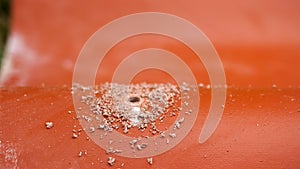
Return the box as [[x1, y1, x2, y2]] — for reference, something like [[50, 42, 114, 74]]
[[129, 96, 140, 103]]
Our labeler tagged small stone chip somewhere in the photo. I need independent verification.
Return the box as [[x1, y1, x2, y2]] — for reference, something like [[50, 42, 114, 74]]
[[72, 133, 78, 139], [147, 157, 153, 165], [178, 117, 185, 123], [89, 127, 95, 133], [106, 147, 122, 154], [129, 139, 138, 146], [159, 132, 166, 138], [107, 157, 115, 166], [136, 143, 147, 150], [114, 149, 122, 153], [45, 122, 53, 129], [137, 144, 143, 150], [169, 133, 176, 138], [174, 122, 180, 129]]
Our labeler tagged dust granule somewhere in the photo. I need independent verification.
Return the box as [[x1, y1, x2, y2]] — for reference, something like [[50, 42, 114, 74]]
[[147, 157, 153, 165], [72, 133, 78, 139], [45, 121, 53, 129], [108, 157, 116, 166]]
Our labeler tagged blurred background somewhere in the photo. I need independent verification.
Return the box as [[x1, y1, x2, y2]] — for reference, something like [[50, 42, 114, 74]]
[[0, 0, 10, 68], [0, 0, 299, 87]]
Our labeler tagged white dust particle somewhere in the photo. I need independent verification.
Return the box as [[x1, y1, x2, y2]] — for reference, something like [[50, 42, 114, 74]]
[[169, 133, 176, 138], [206, 84, 211, 89], [45, 122, 53, 129], [72, 133, 78, 139], [107, 157, 115, 166], [147, 157, 153, 165]]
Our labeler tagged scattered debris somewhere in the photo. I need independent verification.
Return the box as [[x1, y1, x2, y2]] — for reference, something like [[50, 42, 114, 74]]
[[71, 82, 197, 155], [106, 147, 122, 154], [75, 83, 184, 136], [45, 122, 53, 129], [174, 117, 185, 129], [185, 110, 192, 115], [77, 150, 87, 157]]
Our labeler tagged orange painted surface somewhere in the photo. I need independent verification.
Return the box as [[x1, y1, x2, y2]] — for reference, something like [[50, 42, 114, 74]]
[[1, 87, 300, 168], [1, 0, 300, 168]]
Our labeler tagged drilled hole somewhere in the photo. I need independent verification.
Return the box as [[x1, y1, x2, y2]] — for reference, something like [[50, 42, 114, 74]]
[[129, 96, 140, 103]]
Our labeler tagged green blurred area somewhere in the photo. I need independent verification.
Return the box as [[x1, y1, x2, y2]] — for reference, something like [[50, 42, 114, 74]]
[[0, 0, 10, 68]]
